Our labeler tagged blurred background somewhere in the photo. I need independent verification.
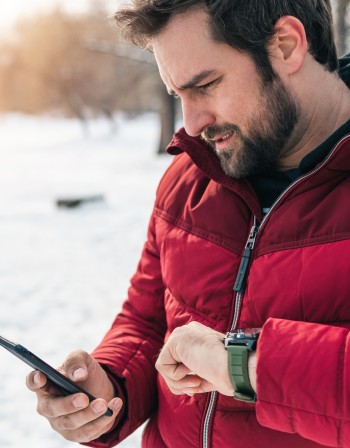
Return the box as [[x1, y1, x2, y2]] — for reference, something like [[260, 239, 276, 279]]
[[0, 1, 349, 447], [0, 0, 178, 153], [0, 0, 349, 152]]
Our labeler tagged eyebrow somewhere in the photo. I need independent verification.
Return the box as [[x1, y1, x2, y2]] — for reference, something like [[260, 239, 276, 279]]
[[168, 69, 216, 96]]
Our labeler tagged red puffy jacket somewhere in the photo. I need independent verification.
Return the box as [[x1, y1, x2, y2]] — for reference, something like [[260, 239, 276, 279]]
[[89, 129, 350, 448]]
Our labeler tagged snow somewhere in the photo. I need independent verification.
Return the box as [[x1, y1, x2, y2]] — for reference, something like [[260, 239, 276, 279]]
[[0, 114, 173, 447]]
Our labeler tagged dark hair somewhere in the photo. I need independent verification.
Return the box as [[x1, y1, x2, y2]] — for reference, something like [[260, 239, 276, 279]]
[[114, 0, 338, 82]]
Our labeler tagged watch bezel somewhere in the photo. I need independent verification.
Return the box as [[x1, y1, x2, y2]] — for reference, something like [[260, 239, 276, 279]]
[[224, 328, 261, 350]]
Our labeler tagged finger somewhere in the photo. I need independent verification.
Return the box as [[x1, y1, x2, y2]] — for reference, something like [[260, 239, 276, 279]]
[[161, 373, 202, 395], [60, 415, 114, 443], [56, 397, 122, 430], [183, 380, 216, 395], [156, 348, 193, 380], [165, 363, 193, 381], [26, 370, 63, 396], [61, 350, 91, 382], [26, 370, 47, 391], [51, 398, 123, 443], [37, 392, 90, 419]]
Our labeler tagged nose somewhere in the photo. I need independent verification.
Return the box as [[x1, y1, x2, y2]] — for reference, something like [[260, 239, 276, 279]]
[[181, 98, 215, 137]]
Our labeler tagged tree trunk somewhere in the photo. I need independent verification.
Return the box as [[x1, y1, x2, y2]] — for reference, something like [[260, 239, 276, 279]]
[[336, 0, 349, 56], [157, 86, 176, 154]]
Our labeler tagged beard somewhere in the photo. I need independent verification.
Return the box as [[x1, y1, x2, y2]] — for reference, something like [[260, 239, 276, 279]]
[[201, 76, 300, 179]]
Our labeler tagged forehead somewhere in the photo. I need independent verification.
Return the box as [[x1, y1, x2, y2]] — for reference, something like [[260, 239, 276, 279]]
[[152, 7, 232, 87], [153, 6, 212, 49]]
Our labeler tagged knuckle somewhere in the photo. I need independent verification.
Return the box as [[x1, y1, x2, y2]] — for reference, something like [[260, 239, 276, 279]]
[[36, 397, 59, 419], [169, 386, 182, 395], [173, 325, 184, 335], [55, 414, 75, 432], [63, 350, 89, 377], [60, 429, 79, 443], [36, 400, 47, 417], [59, 428, 93, 443], [173, 371, 183, 381], [155, 358, 161, 371], [55, 414, 111, 444], [187, 321, 200, 330], [66, 349, 87, 363], [165, 379, 180, 394], [64, 350, 85, 368], [78, 421, 103, 443]]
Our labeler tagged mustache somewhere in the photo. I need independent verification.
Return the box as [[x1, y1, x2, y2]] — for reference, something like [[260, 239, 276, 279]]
[[201, 124, 240, 141]]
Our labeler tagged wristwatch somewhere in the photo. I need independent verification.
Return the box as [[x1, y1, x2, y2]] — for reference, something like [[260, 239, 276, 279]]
[[224, 328, 261, 402]]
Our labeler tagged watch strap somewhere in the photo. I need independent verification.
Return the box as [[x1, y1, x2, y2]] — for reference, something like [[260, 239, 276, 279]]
[[227, 345, 256, 402]]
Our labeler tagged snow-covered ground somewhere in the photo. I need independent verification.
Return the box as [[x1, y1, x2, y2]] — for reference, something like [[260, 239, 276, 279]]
[[0, 114, 172, 447]]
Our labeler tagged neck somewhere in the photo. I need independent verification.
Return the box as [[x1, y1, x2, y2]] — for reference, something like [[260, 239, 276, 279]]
[[277, 68, 350, 171]]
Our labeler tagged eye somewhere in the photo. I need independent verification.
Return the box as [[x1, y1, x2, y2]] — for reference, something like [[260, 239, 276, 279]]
[[196, 79, 219, 93]]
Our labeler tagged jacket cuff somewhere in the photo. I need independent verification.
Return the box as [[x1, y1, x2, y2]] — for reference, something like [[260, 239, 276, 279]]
[[255, 318, 349, 446]]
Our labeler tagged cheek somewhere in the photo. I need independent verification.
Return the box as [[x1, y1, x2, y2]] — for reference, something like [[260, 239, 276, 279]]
[[216, 90, 258, 127]]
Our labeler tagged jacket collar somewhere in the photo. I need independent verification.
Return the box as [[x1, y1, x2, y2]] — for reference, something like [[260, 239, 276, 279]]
[[166, 128, 262, 218], [167, 128, 350, 218], [321, 133, 350, 172]]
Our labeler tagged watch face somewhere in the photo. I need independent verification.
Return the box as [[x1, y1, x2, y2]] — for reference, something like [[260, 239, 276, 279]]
[[224, 328, 261, 349], [227, 328, 261, 339]]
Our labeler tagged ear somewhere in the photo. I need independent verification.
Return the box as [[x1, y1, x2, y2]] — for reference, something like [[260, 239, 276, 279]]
[[270, 16, 308, 75]]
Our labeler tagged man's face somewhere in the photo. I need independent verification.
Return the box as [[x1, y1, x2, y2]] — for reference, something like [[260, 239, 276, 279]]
[[152, 8, 301, 178], [202, 76, 300, 178]]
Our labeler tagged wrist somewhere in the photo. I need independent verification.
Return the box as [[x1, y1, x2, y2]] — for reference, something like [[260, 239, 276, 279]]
[[224, 328, 260, 402], [248, 351, 257, 393]]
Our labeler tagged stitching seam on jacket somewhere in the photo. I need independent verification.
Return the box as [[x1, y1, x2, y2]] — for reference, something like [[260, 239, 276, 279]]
[[258, 399, 350, 423], [256, 233, 350, 258], [165, 288, 229, 326], [122, 337, 159, 425], [154, 207, 242, 254]]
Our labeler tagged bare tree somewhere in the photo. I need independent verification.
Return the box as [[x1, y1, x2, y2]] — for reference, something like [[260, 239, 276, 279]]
[[0, 7, 159, 127], [157, 86, 176, 154], [335, 0, 350, 55]]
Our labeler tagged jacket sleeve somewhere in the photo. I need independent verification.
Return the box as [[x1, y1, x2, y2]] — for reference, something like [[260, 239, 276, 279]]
[[256, 318, 350, 447], [85, 210, 166, 447]]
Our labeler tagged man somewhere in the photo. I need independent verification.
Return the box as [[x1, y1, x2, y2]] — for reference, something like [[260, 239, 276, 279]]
[[27, 1, 350, 447]]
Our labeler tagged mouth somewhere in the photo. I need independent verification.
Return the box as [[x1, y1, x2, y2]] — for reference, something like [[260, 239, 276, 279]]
[[213, 131, 234, 143], [210, 131, 235, 150]]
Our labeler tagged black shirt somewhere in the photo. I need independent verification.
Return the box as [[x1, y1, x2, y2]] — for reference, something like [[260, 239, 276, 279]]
[[249, 118, 350, 213]]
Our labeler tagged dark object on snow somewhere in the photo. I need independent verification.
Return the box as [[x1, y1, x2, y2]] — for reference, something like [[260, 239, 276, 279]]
[[56, 195, 105, 209]]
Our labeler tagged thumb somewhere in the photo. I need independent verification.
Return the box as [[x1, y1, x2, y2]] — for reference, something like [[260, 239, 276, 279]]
[[62, 350, 92, 383]]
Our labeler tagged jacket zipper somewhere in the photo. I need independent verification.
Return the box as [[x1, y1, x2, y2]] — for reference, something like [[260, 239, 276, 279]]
[[202, 218, 258, 448], [233, 216, 259, 295], [200, 135, 349, 448], [202, 392, 217, 448], [202, 218, 257, 448]]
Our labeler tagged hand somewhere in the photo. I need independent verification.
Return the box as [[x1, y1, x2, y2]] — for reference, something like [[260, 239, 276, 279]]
[[26, 350, 123, 443], [156, 322, 234, 396]]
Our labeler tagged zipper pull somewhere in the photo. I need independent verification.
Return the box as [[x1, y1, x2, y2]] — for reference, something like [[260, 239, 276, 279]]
[[233, 218, 259, 294]]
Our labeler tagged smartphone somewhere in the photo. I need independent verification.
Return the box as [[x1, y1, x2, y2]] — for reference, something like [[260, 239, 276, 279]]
[[0, 335, 113, 417]]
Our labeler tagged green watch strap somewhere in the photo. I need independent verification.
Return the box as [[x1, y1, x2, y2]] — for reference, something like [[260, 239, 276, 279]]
[[227, 345, 256, 402]]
